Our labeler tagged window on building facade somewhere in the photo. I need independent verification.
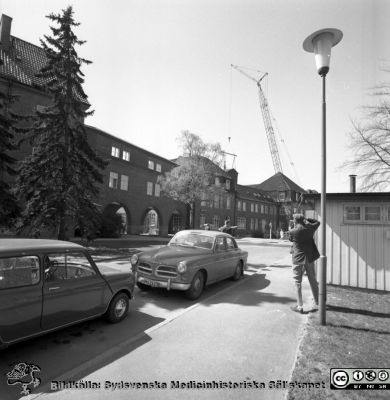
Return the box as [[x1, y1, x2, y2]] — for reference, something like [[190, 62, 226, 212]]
[[364, 206, 381, 221], [215, 177, 221, 186], [279, 192, 285, 201], [214, 194, 220, 208], [343, 204, 390, 224], [243, 202, 246, 212], [111, 146, 120, 158], [120, 175, 128, 191], [147, 181, 153, 196], [226, 179, 230, 190], [261, 204, 264, 214], [237, 217, 246, 230], [226, 195, 231, 210], [251, 203, 255, 213], [237, 201, 242, 211], [250, 218, 255, 230], [344, 205, 360, 221], [255, 204, 259, 213], [109, 172, 118, 189], [155, 183, 161, 197], [156, 163, 162, 172], [148, 160, 154, 170], [122, 151, 130, 161], [213, 215, 220, 229], [255, 218, 259, 230], [201, 192, 208, 207]]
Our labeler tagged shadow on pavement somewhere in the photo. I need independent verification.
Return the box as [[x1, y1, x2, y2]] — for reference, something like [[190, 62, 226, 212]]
[[0, 310, 163, 399]]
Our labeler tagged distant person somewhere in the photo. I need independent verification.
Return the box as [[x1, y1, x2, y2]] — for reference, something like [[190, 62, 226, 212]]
[[219, 217, 231, 233], [287, 214, 320, 314], [204, 223, 210, 231]]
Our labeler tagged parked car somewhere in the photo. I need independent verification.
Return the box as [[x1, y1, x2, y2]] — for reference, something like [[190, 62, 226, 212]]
[[0, 239, 135, 348], [131, 230, 248, 300]]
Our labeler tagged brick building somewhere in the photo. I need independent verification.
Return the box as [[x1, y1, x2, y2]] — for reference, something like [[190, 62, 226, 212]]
[[0, 14, 186, 237], [0, 12, 281, 238], [249, 172, 307, 230]]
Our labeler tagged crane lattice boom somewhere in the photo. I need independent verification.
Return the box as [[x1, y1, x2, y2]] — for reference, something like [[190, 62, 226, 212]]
[[231, 64, 283, 174]]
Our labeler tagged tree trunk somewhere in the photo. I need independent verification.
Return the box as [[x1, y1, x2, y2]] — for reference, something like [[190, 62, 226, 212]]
[[189, 202, 195, 229]]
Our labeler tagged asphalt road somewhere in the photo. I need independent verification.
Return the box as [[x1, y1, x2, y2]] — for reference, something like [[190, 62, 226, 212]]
[[0, 243, 315, 400]]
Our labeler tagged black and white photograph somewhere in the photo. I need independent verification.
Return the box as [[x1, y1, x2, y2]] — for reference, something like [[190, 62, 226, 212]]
[[0, 0, 389, 399]]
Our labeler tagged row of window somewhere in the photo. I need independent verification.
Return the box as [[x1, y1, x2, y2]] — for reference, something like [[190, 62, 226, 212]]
[[199, 214, 273, 232], [111, 146, 130, 162], [109, 172, 160, 197], [201, 193, 232, 210], [237, 200, 276, 215], [343, 204, 390, 224], [278, 192, 302, 202], [0, 253, 95, 290], [111, 146, 162, 172]]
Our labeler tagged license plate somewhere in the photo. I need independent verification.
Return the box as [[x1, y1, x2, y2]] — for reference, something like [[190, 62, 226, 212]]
[[138, 277, 162, 288]]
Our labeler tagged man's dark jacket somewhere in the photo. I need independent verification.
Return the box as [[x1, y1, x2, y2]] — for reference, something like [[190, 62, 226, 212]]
[[288, 218, 320, 264]]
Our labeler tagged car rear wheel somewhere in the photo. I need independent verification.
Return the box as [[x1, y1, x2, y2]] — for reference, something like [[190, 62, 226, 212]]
[[106, 293, 129, 323], [231, 260, 243, 281], [185, 271, 205, 300], [137, 282, 152, 291]]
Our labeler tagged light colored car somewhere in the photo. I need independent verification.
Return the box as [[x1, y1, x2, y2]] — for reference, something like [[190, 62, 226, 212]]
[[0, 239, 135, 348], [131, 230, 248, 300]]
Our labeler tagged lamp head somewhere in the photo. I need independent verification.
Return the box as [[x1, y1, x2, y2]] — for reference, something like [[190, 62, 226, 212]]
[[303, 28, 343, 76]]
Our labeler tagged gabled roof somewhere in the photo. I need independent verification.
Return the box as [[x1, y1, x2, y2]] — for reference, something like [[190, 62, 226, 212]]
[[0, 36, 47, 88], [248, 172, 306, 193], [0, 34, 88, 104], [236, 184, 276, 203]]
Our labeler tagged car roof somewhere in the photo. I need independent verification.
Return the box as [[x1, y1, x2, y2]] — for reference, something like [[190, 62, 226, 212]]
[[0, 239, 84, 255], [174, 230, 232, 238]]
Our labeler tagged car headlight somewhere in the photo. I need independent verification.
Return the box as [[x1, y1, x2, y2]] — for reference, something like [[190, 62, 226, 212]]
[[130, 254, 139, 266], [177, 261, 187, 274]]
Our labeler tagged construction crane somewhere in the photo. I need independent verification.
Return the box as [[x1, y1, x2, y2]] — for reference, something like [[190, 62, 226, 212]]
[[231, 64, 283, 174]]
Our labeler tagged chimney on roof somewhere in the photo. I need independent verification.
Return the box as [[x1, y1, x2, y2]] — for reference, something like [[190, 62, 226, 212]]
[[0, 14, 12, 51], [349, 174, 357, 193]]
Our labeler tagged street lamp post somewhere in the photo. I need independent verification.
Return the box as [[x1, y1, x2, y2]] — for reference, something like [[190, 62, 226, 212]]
[[303, 28, 343, 325]]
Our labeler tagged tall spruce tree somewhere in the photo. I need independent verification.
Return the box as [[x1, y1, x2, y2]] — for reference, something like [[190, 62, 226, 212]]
[[0, 85, 20, 226], [15, 6, 106, 239]]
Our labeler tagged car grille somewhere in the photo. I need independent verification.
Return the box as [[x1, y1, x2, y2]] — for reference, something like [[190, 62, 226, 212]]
[[156, 265, 178, 278], [138, 262, 178, 279], [138, 262, 152, 275]]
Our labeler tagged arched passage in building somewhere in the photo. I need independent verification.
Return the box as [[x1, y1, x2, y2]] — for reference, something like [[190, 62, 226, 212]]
[[103, 202, 131, 236], [142, 208, 160, 235], [168, 210, 183, 235]]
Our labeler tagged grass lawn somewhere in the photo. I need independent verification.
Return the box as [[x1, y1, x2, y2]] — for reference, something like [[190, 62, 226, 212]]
[[287, 285, 390, 400]]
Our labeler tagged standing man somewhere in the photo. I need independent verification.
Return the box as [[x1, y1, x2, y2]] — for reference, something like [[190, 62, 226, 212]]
[[288, 214, 320, 313]]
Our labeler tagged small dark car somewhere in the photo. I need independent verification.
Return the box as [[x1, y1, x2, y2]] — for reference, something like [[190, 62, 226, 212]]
[[131, 230, 248, 300], [0, 239, 135, 348]]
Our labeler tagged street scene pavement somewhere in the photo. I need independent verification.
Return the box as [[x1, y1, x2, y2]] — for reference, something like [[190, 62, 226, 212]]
[[0, 238, 318, 400]]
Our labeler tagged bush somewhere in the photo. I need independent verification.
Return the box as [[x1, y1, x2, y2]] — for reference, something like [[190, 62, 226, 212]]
[[98, 214, 123, 238]]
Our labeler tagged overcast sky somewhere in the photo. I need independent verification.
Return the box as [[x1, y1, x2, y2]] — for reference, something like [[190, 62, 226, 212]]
[[2, 0, 390, 192]]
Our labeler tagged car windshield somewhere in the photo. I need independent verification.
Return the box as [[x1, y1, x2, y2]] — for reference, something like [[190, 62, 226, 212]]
[[169, 232, 214, 250]]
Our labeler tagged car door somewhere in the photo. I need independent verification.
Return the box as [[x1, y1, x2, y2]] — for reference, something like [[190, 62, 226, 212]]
[[0, 255, 42, 343], [42, 251, 110, 330], [211, 236, 231, 282], [225, 237, 240, 274]]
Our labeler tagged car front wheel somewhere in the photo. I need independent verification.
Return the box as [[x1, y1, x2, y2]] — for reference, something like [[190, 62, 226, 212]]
[[231, 260, 243, 281], [106, 293, 129, 323], [185, 271, 205, 300]]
